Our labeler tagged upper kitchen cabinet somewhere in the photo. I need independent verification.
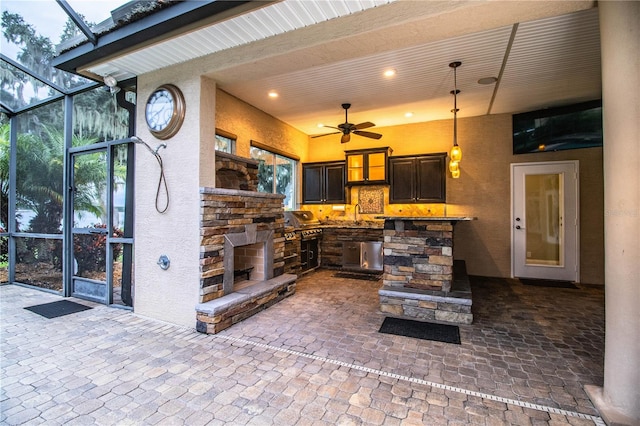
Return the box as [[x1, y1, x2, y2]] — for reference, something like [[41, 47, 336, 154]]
[[302, 161, 347, 204], [345, 147, 392, 185], [389, 153, 446, 203]]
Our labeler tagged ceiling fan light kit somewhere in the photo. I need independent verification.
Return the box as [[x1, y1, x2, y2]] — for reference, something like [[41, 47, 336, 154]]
[[449, 61, 463, 178], [312, 103, 382, 143]]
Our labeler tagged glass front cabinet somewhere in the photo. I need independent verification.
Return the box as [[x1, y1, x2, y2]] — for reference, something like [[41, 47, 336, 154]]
[[345, 147, 391, 185]]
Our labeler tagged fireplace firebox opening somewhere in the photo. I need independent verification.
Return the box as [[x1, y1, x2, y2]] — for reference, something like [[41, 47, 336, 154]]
[[223, 224, 274, 295]]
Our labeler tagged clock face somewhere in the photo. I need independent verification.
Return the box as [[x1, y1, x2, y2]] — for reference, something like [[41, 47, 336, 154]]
[[146, 89, 173, 131], [145, 84, 185, 139]]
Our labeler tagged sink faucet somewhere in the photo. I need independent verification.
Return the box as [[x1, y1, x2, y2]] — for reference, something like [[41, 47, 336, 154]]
[[354, 203, 359, 223]]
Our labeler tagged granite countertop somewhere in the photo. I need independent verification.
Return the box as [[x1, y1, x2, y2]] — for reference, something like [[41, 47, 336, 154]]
[[375, 216, 476, 221], [319, 220, 385, 229]]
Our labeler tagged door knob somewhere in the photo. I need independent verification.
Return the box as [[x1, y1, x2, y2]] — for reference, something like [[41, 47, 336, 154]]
[[516, 225, 521, 230]]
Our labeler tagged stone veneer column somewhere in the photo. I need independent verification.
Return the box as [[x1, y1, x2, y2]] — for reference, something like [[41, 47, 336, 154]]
[[383, 219, 454, 292], [585, 2, 640, 425]]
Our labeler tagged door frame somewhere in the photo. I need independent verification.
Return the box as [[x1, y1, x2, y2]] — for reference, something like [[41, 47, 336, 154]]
[[510, 160, 580, 282], [65, 141, 135, 306], [67, 146, 110, 304]]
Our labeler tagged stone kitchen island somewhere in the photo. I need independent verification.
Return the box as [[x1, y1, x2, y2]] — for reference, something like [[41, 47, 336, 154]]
[[376, 216, 476, 325]]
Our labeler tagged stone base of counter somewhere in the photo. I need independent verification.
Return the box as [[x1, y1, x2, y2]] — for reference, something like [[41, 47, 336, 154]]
[[379, 260, 473, 325], [195, 274, 296, 334]]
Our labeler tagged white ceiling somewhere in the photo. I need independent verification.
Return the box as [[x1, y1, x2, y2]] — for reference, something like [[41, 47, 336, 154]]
[[80, 0, 601, 137]]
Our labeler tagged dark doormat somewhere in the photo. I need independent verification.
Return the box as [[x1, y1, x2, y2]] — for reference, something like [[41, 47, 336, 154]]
[[519, 278, 578, 289], [24, 300, 92, 319], [333, 272, 382, 281], [378, 317, 461, 344]]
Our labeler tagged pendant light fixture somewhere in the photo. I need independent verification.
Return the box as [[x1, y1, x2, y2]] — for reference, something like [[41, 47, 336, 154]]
[[449, 61, 462, 178]]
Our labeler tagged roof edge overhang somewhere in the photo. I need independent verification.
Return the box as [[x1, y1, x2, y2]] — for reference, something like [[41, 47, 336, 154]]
[[51, 0, 267, 77]]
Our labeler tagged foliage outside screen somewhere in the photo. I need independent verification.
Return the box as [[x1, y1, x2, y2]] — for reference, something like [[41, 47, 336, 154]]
[[251, 147, 296, 209], [1, 12, 132, 277]]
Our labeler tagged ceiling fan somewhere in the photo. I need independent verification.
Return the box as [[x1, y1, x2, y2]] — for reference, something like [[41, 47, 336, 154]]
[[313, 103, 382, 143]]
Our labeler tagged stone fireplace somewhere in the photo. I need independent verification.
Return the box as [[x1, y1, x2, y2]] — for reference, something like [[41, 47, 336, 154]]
[[195, 187, 296, 334]]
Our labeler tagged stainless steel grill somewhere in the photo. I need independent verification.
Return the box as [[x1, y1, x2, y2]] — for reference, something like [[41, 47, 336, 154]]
[[283, 211, 321, 229], [284, 211, 322, 239]]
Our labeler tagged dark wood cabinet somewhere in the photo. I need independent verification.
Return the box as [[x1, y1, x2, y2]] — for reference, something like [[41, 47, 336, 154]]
[[389, 154, 446, 203], [300, 238, 319, 272], [345, 147, 391, 185], [302, 161, 346, 204]]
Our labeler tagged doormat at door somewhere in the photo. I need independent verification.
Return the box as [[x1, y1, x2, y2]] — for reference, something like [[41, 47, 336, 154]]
[[519, 278, 578, 289], [378, 317, 461, 344], [24, 300, 92, 319]]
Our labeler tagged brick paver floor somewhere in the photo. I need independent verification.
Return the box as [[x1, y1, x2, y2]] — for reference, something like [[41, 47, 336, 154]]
[[1, 269, 605, 425]]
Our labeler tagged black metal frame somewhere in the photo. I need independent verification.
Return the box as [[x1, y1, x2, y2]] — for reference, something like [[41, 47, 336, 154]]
[[1, 1, 137, 306]]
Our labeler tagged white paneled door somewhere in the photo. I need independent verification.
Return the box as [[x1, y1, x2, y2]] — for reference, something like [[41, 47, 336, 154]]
[[511, 161, 579, 282]]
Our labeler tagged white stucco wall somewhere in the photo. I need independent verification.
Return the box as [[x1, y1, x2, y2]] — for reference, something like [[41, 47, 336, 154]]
[[133, 66, 214, 328]]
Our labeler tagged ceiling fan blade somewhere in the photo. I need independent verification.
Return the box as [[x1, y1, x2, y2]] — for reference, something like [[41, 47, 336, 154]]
[[311, 131, 341, 138], [354, 121, 375, 130], [341, 133, 351, 143], [321, 125, 342, 131], [353, 130, 382, 140]]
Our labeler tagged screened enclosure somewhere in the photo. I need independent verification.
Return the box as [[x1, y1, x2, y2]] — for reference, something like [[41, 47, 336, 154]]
[[1, 0, 136, 306]]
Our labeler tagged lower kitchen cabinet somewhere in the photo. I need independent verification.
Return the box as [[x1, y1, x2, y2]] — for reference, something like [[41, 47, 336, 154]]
[[389, 153, 446, 203], [300, 238, 319, 272], [320, 227, 383, 269]]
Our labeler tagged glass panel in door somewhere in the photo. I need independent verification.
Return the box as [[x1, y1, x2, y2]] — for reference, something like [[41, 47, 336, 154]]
[[367, 152, 386, 181], [111, 143, 134, 307], [348, 154, 364, 182], [71, 150, 108, 303], [524, 174, 561, 266]]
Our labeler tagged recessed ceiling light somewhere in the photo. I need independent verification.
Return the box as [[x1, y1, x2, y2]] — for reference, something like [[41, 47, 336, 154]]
[[405, 112, 414, 118], [383, 68, 397, 78], [317, 123, 324, 128], [268, 90, 279, 98], [478, 76, 498, 85]]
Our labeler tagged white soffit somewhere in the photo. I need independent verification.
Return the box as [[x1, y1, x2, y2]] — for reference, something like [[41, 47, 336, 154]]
[[85, 1, 600, 134], [87, 0, 395, 80], [492, 8, 601, 114], [221, 25, 515, 133]]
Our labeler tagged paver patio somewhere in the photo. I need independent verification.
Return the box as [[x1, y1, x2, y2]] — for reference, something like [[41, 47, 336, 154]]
[[1, 269, 605, 425]]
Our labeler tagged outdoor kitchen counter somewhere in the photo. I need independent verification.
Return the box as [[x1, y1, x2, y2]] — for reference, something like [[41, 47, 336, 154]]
[[374, 216, 475, 222], [319, 220, 384, 229]]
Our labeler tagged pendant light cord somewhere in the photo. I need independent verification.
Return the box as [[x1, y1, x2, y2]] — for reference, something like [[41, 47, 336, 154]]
[[450, 61, 461, 147]]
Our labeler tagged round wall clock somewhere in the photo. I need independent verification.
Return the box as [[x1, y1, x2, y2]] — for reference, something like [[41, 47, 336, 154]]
[[145, 84, 186, 140]]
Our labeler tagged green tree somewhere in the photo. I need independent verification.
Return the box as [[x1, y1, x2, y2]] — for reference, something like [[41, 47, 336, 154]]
[[0, 123, 105, 233], [2, 11, 129, 141]]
